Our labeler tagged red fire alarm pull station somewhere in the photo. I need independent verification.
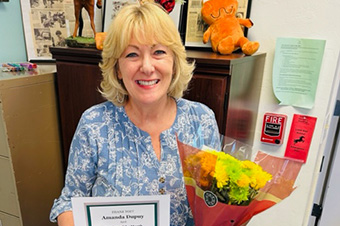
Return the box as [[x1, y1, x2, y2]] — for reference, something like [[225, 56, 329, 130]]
[[261, 113, 287, 145]]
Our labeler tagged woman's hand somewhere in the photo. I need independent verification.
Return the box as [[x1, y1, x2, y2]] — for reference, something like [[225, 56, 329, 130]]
[[57, 211, 74, 226]]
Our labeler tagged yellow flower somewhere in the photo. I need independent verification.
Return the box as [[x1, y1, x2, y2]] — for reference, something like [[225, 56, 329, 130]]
[[242, 160, 257, 169], [242, 160, 272, 190], [214, 163, 229, 188], [252, 170, 272, 190], [237, 174, 251, 187]]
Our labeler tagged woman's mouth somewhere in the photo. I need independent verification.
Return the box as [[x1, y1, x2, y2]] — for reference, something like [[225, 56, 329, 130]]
[[136, 79, 160, 86]]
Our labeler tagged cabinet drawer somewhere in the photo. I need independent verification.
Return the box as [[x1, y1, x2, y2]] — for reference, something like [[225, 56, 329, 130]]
[[0, 157, 20, 216], [0, 106, 10, 158], [0, 212, 21, 226]]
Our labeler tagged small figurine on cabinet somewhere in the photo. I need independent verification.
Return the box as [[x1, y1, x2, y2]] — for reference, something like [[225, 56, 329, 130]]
[[66, 0, 102, 48], [201, 0, 259, 55], [73, 0, 102, 37]]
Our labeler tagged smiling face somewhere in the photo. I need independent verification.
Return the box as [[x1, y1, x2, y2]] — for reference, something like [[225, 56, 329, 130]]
[[117, 36, 174, 107], [201, 0, 238, 25]]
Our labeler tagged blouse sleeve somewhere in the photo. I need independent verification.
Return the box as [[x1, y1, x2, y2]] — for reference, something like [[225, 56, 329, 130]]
[[49, 112, 99, 222]]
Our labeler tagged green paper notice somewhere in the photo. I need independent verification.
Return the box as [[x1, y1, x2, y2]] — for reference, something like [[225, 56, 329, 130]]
[[272, 38, 326, 109]]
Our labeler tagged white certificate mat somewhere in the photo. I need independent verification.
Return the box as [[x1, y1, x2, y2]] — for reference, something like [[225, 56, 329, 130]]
[[72, 195, 170, 226]]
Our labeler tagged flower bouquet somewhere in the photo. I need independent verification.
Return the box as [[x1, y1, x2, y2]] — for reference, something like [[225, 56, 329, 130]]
[[177, 138, 303, 226]]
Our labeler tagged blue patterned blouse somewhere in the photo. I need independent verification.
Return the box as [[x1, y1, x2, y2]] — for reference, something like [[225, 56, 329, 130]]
[[50, 98, 221, 226]]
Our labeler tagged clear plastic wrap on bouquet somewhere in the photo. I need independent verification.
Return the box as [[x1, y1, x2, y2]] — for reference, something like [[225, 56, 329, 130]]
[[177, 137, 303, 226]]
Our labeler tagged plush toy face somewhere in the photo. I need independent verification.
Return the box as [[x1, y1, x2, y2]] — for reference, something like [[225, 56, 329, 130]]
[[201, 0, 238, 25], [200, 0, 259, 55]]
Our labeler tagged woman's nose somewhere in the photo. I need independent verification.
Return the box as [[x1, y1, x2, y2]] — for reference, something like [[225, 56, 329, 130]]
[[140, 55, 155, 75]]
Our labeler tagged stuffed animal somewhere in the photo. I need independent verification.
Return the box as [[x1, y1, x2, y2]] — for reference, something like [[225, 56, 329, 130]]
[[201, 0, 259, 55]]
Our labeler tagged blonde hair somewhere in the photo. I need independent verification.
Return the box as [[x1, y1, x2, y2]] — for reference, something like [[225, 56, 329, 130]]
[[99, 2, 195, 106]]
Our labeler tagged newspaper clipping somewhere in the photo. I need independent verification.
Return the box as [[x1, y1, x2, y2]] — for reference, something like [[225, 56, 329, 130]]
[[185, 0, 249, 47]]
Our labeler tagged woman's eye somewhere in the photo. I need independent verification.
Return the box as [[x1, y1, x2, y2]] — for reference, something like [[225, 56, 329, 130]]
[[126, 52, 138, 58], [154, 50, 166, 55]]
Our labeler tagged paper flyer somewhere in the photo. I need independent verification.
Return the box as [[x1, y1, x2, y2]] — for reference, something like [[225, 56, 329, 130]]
[[284, 114, 317, 163], [272, 37, 326, 109]]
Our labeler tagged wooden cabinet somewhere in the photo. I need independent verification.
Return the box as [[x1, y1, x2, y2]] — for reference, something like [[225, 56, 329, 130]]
[[0, 66, 64, 226], [50, 47, 105, 168], [50, 47, 265, 168]]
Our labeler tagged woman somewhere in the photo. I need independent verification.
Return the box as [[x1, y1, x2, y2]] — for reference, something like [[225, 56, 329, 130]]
[[50, 2, 221, 225]]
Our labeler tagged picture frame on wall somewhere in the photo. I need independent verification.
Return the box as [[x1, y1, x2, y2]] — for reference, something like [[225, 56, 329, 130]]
[[21, 0, 70, 61], [102, 0, 184, 33], [180, 0, 252, 49], [21, 0, 103, 62], [102, 0, 136, 32]]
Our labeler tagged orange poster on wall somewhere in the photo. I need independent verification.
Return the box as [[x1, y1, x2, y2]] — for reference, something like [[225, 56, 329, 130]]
[[285, 114, 317, 163]]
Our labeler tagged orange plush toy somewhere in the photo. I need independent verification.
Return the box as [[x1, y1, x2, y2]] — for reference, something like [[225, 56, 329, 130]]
[[201, 0, 259, 55]]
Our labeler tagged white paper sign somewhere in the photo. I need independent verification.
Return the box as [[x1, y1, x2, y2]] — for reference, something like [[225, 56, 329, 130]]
[[72, 195, 170, 226]]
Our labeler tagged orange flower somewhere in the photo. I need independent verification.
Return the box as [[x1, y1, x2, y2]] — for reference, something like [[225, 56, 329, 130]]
[[185, 151, 217, 189]]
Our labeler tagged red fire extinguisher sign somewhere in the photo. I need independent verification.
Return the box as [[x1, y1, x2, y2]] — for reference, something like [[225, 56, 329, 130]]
[[261, 113, 287, 145]]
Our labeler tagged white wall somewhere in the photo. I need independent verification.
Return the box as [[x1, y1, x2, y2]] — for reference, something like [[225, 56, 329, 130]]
[[247, 0, 340, 225]]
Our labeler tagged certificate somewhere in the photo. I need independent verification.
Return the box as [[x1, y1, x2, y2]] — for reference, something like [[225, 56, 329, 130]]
[[72, 195, 170, 226]]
